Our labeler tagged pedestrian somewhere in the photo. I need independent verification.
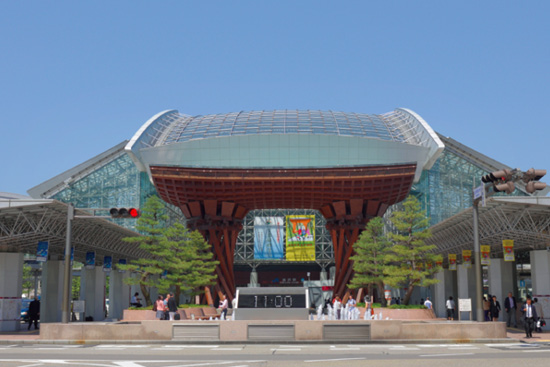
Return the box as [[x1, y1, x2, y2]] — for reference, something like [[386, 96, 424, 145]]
[[446, 296, 455, 320], [424, 297, 432, 310], [333, 296, 341, 320], [504, 292, 518, 328], [167, 292, 178, 321], [131, 292, 142, 308], [490, 295, 501, 322], [483, 295, 491, 321], [219, 293, 228, 320], [533, 297, 544, 332], [27, 297, 40, 330], [522, 296, 538, 338], [364, 295, 373, 319], [154, 295, 166, 320], [347, 295, 357, 319]]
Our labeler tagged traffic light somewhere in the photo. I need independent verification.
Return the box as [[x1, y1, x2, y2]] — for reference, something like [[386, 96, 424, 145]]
[[523, 168, 547, 194], [481, 169, 512, 183], [494, 181, 516, 194], [109, 208, 140, 218]]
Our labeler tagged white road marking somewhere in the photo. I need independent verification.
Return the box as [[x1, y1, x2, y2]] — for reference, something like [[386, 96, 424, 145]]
[[95, 345, 149, 348], [328, 347, 360, 350], [305, 357, 366, 363], [419, 353, 475, 357], [448, 347, 480, 350], [523, 350, 550, 353], [213, 348, 245, 351], [389, 347, 420, 351]]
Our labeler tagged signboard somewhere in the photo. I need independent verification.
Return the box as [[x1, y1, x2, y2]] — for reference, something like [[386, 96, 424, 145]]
[[117, 259, 127, 272], [103, 256, 112, 272], [36, 241, 49, 262], [481, 245, 491, 265], [285, 215, 315, 261], [72, 300, 85, 313], [85, 251, 95, 269], [254, 216, 284, 259], [459, 298, 472, 312], [449, 254, 457, 270], [462, 250, 472, 268], [503, 240, 515, 261]]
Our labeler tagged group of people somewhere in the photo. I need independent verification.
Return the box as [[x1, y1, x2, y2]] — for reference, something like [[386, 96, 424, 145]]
[[152, 293, 180, 320], [331, 295, 372, 320]]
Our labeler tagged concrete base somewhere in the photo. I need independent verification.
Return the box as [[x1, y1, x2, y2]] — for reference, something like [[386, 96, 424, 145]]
[[40, 319, 506, 343]]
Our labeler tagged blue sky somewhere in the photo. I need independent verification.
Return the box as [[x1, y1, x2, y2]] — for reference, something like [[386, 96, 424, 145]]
[[1, 1, 549, 196]]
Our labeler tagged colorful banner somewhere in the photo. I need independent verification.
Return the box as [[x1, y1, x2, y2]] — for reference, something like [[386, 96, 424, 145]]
[[462, 250, 472, 268], [103, 256, 112, 272], [449, 254, 457, 270], [254, 217, 284, 259], [436, 260, 443, 268], [503, 240, 515, 261], [85, 251, 95, 269], [37, 241, 48, 262], [285, 215, 315, 261], [481, 245, 491, 265]]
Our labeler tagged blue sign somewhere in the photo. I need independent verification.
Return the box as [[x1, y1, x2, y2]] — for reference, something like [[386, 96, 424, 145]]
[[85, 251, 95, 269], [103, 256, 112, 272], [520, 280, 526, 288], [36, 241, 48, 262], [118, 259, 127, 273]]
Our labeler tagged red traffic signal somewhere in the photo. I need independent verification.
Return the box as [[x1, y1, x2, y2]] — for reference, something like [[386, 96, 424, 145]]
[[481, 169, 512, 183], [110, 208, 140, 218]]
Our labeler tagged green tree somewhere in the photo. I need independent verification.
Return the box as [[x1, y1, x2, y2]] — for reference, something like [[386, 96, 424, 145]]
[[349, 217, 389, 306], [383, 196, 442, 305], [22, 264, 34, 298], [156, 223, 219, 302], [118, 195, 168, 306]]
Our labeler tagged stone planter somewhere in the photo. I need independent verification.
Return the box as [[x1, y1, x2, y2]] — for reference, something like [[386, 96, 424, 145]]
[[122, 309, 157, 321]]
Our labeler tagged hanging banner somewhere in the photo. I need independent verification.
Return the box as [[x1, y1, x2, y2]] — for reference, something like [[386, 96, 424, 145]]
[[103, 256, 112, 272], [481, 245, 491, 265], [462, 250, 472, 268], [117, 259, 127, 272], [436, 260, 443, 268], [285, 215, 315, 261], [254, 217, 285, 259], [503, 240, 515, 261], [449, 254, 457, 270], [37, 241, 49, 262], [85, 251, 95, 269]]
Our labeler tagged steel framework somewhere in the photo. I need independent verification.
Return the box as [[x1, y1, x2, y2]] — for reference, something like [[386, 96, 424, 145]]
[[427, 197, 550, 260], [0, 200, 149, 262]]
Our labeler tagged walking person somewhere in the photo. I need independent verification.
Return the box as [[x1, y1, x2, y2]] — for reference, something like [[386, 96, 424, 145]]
[[483, 296, 491, 321], [490, 295, 501, 322], [364, 295, 373, 320], [167, 293, 178, 321], [154, 295, 166, 320], [219, 294, 228, 320], [446, 296, 455, 320], [522, 296, 538, 338], [27, 297, 40, 330], [504, 292, 518, 328]]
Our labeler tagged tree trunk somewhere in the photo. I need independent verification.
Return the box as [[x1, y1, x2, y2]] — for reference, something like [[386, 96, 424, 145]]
[[139, 272, 151, 307], [403, 284, 415, 305]]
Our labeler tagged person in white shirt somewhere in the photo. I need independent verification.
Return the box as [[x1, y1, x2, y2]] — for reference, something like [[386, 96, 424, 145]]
[[446, 296, 455, 320], [219, 294, 228, 320], [424, 297, 433, 310], [522, 296, 538, 338]]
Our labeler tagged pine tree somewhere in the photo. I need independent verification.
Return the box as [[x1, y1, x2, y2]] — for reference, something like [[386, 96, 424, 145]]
[[156, 223, 219, 302], [349, 217, 389, 306], [383, 195, 442, 305], [118, 195, 168, 306]]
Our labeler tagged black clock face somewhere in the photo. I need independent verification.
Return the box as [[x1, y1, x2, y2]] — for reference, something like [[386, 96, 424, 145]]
[[238, 294, 306, 308]]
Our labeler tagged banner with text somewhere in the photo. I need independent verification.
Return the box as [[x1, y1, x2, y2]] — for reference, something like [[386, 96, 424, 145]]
[[462, 250, 472, 268], [449, 254, 457, 270], [503, 240, 515, 261], [481, 245, 491, 265], [285, 215, 315, 261]]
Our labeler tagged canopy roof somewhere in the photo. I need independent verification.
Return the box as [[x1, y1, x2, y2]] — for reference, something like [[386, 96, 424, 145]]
[[0, 199, 147, 263]]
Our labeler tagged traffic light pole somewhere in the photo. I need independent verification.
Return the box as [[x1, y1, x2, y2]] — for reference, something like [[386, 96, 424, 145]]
[[61, 203, 74, 324], [472, 200, 484, 322]]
